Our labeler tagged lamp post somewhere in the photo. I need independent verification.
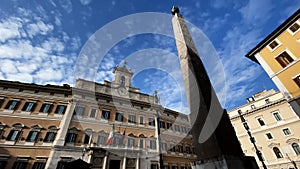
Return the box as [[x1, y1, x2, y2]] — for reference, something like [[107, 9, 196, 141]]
[[238, 111, 267, 169]]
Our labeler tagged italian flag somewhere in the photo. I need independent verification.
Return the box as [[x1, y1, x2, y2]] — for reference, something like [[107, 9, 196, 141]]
[[106, 124, 114, 145]]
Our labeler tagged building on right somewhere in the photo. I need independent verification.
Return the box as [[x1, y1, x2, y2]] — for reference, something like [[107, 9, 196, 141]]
[[246, 9, 300, 117], [228, 89, 300, 169]]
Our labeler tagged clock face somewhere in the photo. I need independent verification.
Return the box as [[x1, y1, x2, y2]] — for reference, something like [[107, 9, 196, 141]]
[[118, 87, 127, 95]]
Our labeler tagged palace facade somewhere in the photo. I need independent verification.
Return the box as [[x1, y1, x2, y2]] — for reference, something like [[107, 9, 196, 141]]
[[0, 64, 196, 169], [228, 89, 300, 169]]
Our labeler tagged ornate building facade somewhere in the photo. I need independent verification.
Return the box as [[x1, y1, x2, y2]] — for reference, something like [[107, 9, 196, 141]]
[[0, 64, 196, 169], [246, 9, 300, 117], [228, 89, 300, 169]]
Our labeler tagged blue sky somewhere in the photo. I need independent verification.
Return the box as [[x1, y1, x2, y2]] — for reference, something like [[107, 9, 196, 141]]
[[0, 1, 299, 113]]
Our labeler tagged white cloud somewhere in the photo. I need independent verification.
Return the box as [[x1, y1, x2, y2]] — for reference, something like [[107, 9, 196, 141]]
[[34, 68, 63, 81], [239, 0, 274, 26], [6, 73, 33, 83], [0, 17, 22, 42], [59, 0, 73, 13], [26, 20, 54, 38], [80, 0, 92, 6], [0, 59, 18, 74]]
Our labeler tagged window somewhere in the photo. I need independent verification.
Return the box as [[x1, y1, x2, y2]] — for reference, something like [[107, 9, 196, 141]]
[[7, 130, 21, 141], [97, 131, 106, 145], [32, 159, 47, 169], [276, 51, 294, 68], [26, 125, 42, 142], [44, 126, 58, 142], [113, 135, 120, 146], [292, 143, 300, 155], [6, 123, 24, 141], [5, 100, 19, 110], [167, 123, 172, 130], [56, 161, 68, 169], [102, 110, 110, 120], [273, 147, 283, 158], [186, 146, 191, 154], [289, 22, 300, 33], [266, 133, 273, 139], [150, 140, 156, 150], [89, 108, 97, 118], [159, 121, 165, 129], [0, 157, 7, 169], [188, 128, 192, 135], [192, 147, 196, 154], [250, 104, 256, 109], [115, 112, 123, 122], [293, 75, 300, 88], [139, 116, 144, 125], [148, 118, 155, 126], [178, 145, 183, 153], [265, 99, 270, 104], [151, 164, 159, 169], [181, 126, 187, 133], [40, 103, 52, 113], [175, 125, 180, 132], [55, 105, 67, 114], [257, 118, 265, 126], [26, 131, 39, 142], [161, 142, 167, 151], [169, 143, 175, 152], [12, 160, 28, 169], [65, 128, 78, 143], [139, 139, 144, 148], [283, 128, 291, 135], [128, 137, 135, 147], [128, 115, 136, 124], [83, 129, 92, 144], [22, 101, 36, 112], [269, 40, 279, 49], [273, 112, 282, 121], [74, 106, 85, 116]]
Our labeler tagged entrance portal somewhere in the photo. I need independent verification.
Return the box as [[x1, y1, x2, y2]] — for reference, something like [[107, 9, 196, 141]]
[[109, 160, 121, 169]]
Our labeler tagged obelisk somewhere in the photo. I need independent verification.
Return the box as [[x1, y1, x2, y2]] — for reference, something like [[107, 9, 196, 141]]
[[171, 7, 258, 169]]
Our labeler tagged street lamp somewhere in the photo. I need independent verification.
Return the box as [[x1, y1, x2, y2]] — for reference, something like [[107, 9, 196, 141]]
[[238, 110, 267, 169]]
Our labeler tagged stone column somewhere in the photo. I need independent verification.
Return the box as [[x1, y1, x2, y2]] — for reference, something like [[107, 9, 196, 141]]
[[122, 157, 126, 169], [103, 155, 108, 169], [136, 158, 139, 169], [45, 100, 77, 169], [53, 100, 77, 146]]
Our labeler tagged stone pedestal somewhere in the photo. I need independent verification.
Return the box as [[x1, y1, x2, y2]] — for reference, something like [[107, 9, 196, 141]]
[[192, 156, 258, 169]]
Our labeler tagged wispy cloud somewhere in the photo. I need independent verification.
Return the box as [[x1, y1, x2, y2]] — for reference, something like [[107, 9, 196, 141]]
[[0, 7, 79, 86]]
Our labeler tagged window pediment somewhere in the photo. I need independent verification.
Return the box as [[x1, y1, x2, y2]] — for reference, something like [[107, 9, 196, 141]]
[[286, 138, 299, 144], [268, 142, 280, 148]]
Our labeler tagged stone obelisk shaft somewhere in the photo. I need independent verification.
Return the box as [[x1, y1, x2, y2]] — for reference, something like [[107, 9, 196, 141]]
[[172, 12, 244, 160]]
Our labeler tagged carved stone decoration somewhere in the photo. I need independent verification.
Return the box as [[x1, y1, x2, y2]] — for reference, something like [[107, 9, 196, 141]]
[[286, 138, 300, 144], [126, 158, 136, 169], [93, 157, 103, 165]]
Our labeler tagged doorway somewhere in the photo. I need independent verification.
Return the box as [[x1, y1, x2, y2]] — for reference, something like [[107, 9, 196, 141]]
[[109, 160, 121, 169]]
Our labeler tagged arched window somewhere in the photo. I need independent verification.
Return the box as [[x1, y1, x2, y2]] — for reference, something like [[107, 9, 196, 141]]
[[66, 127, 79, 143], [97, 131, 106, 145], [292, 143, 300, 155], [273, 147, 283, 158], [26, 125, 43, 142], [6, 123, 24, 141], [44, 126, 58, 142], [83, 129, 93, 144]]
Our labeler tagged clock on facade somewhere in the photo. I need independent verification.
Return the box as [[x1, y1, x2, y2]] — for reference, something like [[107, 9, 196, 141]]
[[118, 86, 128, 95]]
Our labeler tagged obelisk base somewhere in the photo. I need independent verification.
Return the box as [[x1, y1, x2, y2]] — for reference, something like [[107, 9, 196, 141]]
[[191, 155, 259, 169]]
